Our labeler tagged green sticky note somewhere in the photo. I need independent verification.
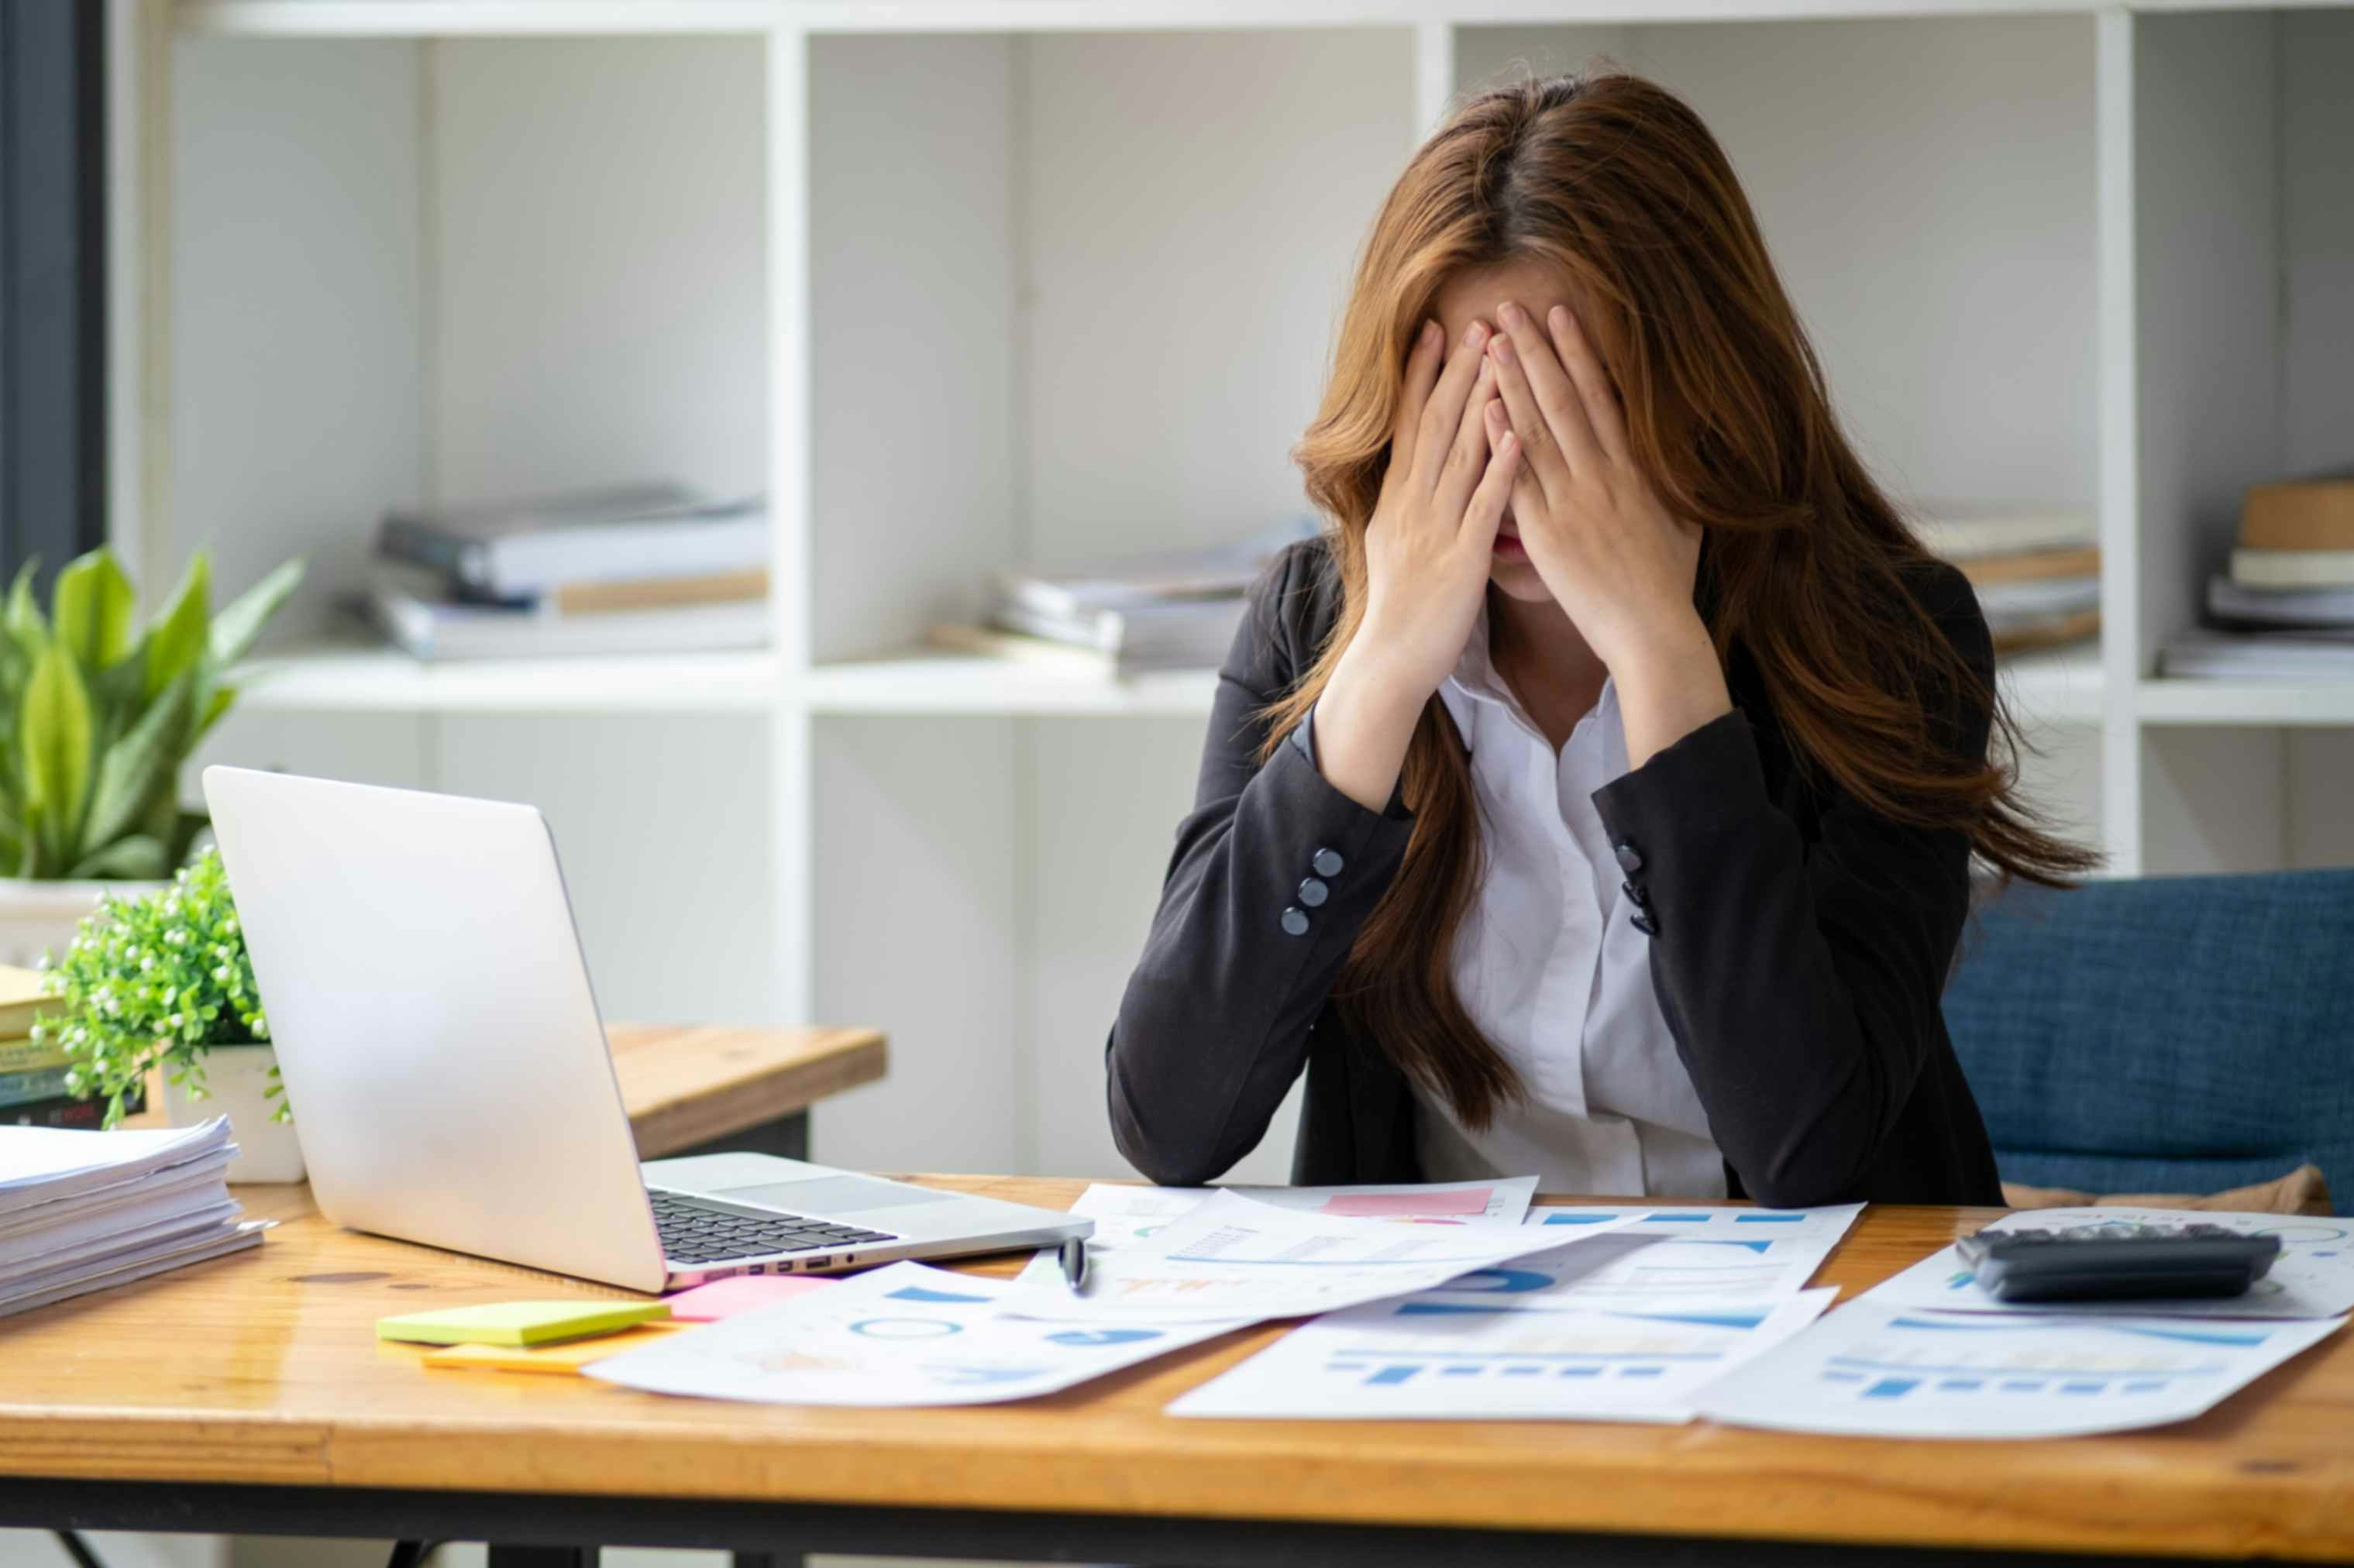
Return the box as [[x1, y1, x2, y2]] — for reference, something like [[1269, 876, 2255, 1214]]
[[377, 1299, 671, 1347]]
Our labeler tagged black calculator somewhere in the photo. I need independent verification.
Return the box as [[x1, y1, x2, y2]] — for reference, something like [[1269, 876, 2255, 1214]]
[[1956, 1222, 2282, 1304]]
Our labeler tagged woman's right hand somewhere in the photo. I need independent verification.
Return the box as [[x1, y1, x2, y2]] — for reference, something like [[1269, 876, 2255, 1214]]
[[1307, 318, 1520, 813], [1358, 318, 1521, 696]]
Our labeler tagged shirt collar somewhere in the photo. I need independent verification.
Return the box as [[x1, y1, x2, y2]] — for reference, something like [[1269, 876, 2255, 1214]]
[[1441, 599, 1619, 728]]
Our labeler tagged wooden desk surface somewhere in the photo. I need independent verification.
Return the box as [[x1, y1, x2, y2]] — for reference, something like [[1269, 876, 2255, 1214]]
[[2, 1177, 2348, 1563]]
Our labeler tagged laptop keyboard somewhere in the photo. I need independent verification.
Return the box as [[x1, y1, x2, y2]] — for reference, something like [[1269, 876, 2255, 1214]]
[[649, 1189, 899, 1264]]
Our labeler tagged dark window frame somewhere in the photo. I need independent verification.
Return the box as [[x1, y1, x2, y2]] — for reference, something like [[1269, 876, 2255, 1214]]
[[0, 0, 108, 593]]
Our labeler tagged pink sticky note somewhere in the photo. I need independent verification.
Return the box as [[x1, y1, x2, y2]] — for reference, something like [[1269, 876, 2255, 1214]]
[[1320, 1188, 1492, 1219], [662, 1274, 837, 1321]]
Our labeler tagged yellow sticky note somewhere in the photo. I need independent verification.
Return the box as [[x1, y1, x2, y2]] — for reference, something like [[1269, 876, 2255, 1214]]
[[377, 1299, 670, 1347], [422, 1322, 690, 1374]]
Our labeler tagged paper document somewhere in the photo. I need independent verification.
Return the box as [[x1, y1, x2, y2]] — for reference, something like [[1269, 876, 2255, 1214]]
[[1693, 1302, 2345, 1438], [1014, 1178, 1538, 1289], [1510, 1202, 1863, 1305], [1017, 1190, 1638, 1322], [586, 1260, 1244, 1407], [1865, 1207, 2354, 1319], [0, 1119, 236, 1209], [1170, 1288, 1833, 1422]]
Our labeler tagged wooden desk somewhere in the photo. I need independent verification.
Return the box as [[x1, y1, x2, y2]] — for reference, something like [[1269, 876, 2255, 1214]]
[[122, 1023, 889, 1164], [2, 1179, 2349, 1568], [604, 1023, 885, 1161]]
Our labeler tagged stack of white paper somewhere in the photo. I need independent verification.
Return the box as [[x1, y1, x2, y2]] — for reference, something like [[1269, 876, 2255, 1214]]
[[0, 1117, 268, 1317]]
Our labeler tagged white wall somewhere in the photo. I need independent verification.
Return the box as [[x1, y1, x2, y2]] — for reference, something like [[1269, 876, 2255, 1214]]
[[177, 36, 778, 1040]]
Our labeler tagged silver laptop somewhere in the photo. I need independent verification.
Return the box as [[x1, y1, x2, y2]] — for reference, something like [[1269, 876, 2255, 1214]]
[[204, 766, 1086, 1295]]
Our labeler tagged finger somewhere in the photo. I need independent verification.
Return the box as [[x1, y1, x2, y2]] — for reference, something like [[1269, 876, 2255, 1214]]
[[1485, 325, 1569, 504], [1462, 421, 1519, 547], [1493, 301, 1601, 473], [1389, 318, 1446, 479], [1548, 304, 1631, 466], [1430, 356, 1499, 524], [1413, 319, 1495, 489]]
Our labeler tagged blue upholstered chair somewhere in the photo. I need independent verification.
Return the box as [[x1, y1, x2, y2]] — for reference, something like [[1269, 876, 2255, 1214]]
[[1943, 868, 2354, 1216]]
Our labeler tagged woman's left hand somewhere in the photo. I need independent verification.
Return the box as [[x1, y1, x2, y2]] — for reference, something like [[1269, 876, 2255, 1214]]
[[1485, 300, 1731, 765]]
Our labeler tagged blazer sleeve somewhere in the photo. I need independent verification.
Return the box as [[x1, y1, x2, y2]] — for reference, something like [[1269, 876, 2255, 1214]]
[[1106, 543, 1416, 1188], [1589, 562, 1995, 1209]]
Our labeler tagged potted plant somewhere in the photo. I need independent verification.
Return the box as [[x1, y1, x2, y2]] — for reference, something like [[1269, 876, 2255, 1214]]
[[36, 848, 301, 1181], [0, 548, 302, 966]]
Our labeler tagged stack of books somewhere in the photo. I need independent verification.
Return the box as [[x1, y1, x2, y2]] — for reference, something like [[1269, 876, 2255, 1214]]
[[1912, 509, 2101, 654], [2163, 476, 2354, 679], [930, 519, 1319, 676], [367, 482, 769, 661], [0, 964, 133, 1131], [0, 1118, 266, 1318]]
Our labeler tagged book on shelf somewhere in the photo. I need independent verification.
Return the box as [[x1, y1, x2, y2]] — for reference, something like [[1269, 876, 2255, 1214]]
[[2207, 575, 2354, 629], [1909, 507, 2099, 655], [1957, 545, 2100, 586], [2238, 474, 2354, 551], [377, 483, 769, 601], [989, 597, 1248, 674], [550, 568, 767, 616], [363, 574, 769, 663], [2, 1083, 142, 1130], [2228, 547, 2354, 590], [0, 1068, 73, 1111], [2159, 628, 2354, 680], [0, 964, 56, 1042], [996, 518, 1318, 621], [948, 519, 1316, 675], [1910, 507, 2096, 562]]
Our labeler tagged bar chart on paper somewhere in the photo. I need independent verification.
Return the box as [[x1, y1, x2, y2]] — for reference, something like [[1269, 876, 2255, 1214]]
[[1692, 1303, 2347, 1438], [1505, 1203, 1864, 1305], [1165, 1291, 1833, 1422]]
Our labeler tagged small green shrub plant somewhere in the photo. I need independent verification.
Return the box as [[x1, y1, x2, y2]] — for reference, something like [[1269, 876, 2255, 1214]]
[[36, 848, 281, 1128]]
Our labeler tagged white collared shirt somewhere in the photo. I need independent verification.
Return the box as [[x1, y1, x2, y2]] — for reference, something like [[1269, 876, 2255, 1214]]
[[1411, 610, 1726, 1198]]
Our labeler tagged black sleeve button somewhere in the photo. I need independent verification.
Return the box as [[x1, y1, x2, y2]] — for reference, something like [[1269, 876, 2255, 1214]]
[[1622, 880, 1650, 909], [1312, 847, 1344, 877], [1630, 911, 1658, 937], [1281, 906, 1311, 937], [1297, 877, 1329, 908], [1613, 841, 1643, 876]]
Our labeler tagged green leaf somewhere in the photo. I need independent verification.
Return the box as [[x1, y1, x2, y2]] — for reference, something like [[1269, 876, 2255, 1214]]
[[191, 682, 236, 747], [16, 800, 40, 878], [52, 551, 137, 672], [144, 554, 212, 702], [5, 561, 46, 665], [22, 643, 94, 863], [67, 834, 165, 881], [208, 557, 303, 666], [83, 669, 191, 855]]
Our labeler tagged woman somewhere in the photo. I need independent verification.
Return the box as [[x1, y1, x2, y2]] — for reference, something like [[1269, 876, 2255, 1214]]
[[1105, 70, 2093, 1209]]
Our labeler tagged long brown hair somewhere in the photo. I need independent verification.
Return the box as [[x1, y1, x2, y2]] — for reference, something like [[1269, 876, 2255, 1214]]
[[1265, 68, 2096, 1128]]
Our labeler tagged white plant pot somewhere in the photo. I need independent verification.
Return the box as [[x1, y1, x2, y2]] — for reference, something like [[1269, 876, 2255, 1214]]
[[0, 877, 170, 969], [161, 1044, 306, 1184]]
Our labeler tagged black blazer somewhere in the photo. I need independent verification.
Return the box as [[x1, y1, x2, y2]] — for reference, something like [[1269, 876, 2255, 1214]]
[[1106, 536, 2007, 1209]]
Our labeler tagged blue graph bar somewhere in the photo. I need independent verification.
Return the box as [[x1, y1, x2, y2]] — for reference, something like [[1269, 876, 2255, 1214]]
[[1864, 1378, 1920, 1398]]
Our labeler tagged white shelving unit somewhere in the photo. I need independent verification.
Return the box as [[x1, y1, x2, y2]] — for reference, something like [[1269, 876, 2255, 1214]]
[[113, 0, 2350, 1187]]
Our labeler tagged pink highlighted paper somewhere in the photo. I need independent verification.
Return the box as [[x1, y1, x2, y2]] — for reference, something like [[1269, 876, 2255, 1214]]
[[1320, 1188, 1492, 1219], [662, 1274, 837, 1321]]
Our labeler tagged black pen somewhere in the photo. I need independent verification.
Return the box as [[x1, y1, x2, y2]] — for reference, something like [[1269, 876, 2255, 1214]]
[[1058, 1235, 1089, 1294]]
